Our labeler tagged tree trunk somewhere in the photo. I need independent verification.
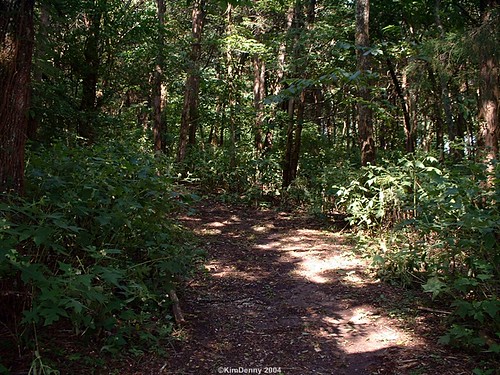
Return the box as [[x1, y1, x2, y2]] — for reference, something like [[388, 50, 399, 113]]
[[282, 0, 315, 188], [0, 0, 35, 195], [427, 65, 445, 159], [356, 0, 376, 166], [435, 0, 459, 160], [290, 92, 305, 182], [177, 0, 205, 162], [27, 2, 49, 140], [153, 0, 166, 153], [477, 0, 499, 167], [386, 57, 414, 153], [225, 4, 237, 169], [78, 4, 102, 143], [253, 55, 265, 152]]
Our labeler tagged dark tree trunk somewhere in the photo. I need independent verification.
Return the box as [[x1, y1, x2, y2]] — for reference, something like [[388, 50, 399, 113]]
[[282, 0, 316, 188], [177, 0, 205, 162], [290, 92, 305, 182], [223, 4, 238, 169], [435, 0, 459, 160], [153, 0, 166, 153], [477, 0, 499, 167], [386, 58, 414, 153], [0, 0, 35, 195], [427, 65, 445, 158], [282, 99, 296, 188], [27, 2, 49, 140], [253, 55, 265, 152], [78, 5, 102, 143], [356, 0, 376, 166]]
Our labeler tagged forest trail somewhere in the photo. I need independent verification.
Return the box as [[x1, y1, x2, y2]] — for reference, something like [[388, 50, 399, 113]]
[[164, 201, 470, 375]]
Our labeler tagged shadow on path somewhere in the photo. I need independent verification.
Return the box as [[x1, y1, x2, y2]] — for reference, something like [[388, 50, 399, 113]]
[[165, 201, 471, 375]]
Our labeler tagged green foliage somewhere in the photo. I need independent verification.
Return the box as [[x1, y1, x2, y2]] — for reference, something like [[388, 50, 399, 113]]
[[0, 140, 201, 367], [335, 155, 439, 228], [334, 155, 499, 354]]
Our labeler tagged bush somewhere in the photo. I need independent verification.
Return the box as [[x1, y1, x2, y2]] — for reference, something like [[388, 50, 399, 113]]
[[0, 140, 202, 368], [334, 155, 500, 354]]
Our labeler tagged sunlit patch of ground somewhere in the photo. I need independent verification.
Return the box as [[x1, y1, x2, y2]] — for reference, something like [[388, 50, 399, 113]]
[[169, 204, 479, 375], [205, 261, 270, 281], [264, 225, 417, 360], [270, 229, 363, 284]]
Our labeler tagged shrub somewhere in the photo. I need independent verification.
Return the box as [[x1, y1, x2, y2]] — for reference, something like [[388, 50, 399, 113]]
[[0, 140, 202, 368], [334, 155, 499, 355]]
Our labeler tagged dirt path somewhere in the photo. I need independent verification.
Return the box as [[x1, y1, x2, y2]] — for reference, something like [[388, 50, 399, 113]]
[[164, 201, 474, 375]]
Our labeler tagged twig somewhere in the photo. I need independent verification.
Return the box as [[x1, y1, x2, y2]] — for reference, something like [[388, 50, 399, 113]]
[[417, 306, 452, 315], [169, 289, 185, 325]]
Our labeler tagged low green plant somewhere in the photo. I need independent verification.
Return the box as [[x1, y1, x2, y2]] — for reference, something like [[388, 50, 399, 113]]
[[0, 140, 202, 371], [334, 155, 499, 356]]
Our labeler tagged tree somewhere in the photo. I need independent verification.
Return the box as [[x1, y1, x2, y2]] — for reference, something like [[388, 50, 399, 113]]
[[476, 0, 499, 167], [78, 1, 104, 143], [282, 0, 311, 188], [178, 0, 206, 162], [356, 0, 375, 166], [153, 0, 166, 153], [0, 0, 35, 195]]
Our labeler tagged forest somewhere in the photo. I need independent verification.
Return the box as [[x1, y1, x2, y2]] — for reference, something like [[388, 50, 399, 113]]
[[0, 0, 499, 373]]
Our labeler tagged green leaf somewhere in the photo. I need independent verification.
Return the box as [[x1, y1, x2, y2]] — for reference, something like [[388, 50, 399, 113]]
[[422, 276, 448, 299], [20, 263, 47, 283], [33, 227, 53, 246], [22, 309, 40, 325], [63, 298, 85, 314], [482, 232, 496, 249], [487, 343, 500, 354], [452, 300, 473, 318], [41, 306, 68, 326], [93, 266, 124, 287], [438, 333, 450, 345], [482, 300, 500, 319]]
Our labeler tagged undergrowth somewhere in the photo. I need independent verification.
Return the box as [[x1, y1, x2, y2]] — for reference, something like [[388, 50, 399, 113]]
[[0, 140, 202, 373], [333, 155, 499, 363]]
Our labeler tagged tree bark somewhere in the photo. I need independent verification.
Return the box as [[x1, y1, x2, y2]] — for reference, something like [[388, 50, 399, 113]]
[[153, 0, 166, 153], [177, 0, 205, 162], [0, 0, 35, 195], [253, 55, 265, 152], [435, 0, 459, 160], [477, 0, 499, 167], [386, 58, 414, 153], [356, 0, 376, 166], [78, 4, 102, 143], [27, 2, 49, 140], [282, 0, 315, 188], [225, 4, 237, 169]]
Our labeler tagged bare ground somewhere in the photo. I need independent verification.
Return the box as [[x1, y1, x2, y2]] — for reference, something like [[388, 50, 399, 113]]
[[161, 201, 478, 375]]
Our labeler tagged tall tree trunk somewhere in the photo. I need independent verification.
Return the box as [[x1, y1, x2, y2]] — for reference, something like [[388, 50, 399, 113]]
[[435, 0, 459, 160], [290, 91, 305, 182], [427, 65, 445, 159], [386, 57, 414, 153], [225, 4, 237, 169], [282, 0, 315, 188], [477, 0, 499, 168], [253, 55, 265, 152], [78, 4, 102, 143], [177, 0, 205, 162], [153, 0, 166, 153], [356, 0, 376, 166], [0, 0, 35, 195], [27, 2, 49, 140]]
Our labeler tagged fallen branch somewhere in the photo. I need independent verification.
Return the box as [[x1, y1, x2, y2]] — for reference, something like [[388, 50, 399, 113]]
[[417, 306, 452, 315], [169, 288, 185, 325]]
